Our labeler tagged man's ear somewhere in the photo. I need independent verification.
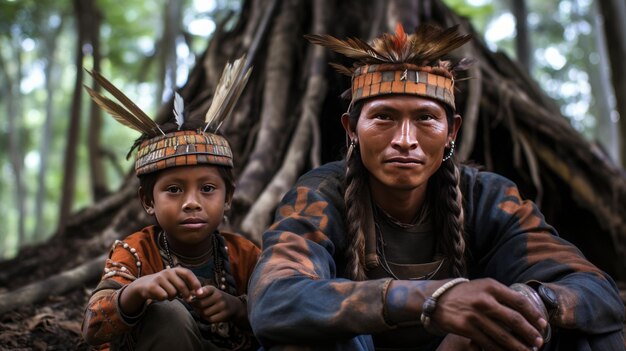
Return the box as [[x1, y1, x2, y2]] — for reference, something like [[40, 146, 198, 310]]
[[449, 113, 462, 144], [341, 113, 357, 140], [138, 187, 155, 215]]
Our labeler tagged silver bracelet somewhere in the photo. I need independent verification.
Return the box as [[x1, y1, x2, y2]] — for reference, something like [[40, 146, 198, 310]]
[[509, 283, 552, 343], [420, 278, 469, 334]]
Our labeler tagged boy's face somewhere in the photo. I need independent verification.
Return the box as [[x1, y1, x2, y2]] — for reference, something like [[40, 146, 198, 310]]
[[143, 165, 231, 254]]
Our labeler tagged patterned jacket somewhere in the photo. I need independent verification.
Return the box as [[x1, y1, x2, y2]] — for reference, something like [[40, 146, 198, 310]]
[[248, 161, 624, 350], [82, 225, 260, 348]]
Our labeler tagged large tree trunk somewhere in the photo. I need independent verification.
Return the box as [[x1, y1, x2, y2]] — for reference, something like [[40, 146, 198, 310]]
[[1, 0, 625, 347]]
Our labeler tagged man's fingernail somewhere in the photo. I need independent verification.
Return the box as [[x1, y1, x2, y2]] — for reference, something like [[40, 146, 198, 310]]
[[197, 288, 204, 295]]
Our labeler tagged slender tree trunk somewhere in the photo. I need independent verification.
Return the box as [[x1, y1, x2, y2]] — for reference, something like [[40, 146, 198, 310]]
[[512, 0, 531, 73], [58, 0, 87, 237], [1, 39, 27, 249], [589, 1, 619, 163], [598, 0, 626, 168], [87, 2, 107, 201], [35, 17, 65, 240], [157, 0, 183, 103]]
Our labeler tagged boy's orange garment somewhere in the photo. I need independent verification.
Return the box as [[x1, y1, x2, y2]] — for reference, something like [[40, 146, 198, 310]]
[[82, 225, 260, 346]]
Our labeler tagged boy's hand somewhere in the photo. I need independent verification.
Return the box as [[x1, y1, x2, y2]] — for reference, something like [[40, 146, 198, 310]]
[[189, 286, 247, 327], [120, 267, 203, 316]]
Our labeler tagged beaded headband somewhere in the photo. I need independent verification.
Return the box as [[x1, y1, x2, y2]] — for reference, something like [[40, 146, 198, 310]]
[[84, 56, 251, 176], [306, 24, 472, 110]]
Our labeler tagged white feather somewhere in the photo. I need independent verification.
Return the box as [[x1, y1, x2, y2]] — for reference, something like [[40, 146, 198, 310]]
[[204, 55, 251, 132], [173, 92, 185, 130]]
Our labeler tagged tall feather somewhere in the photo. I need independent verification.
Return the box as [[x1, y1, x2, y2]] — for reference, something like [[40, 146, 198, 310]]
[[173, 92, 185, 130], [85, 69, 164, 136], [84, 86, 155, 134], [203, 55, 252, 132], [307, 24, 472, 75]]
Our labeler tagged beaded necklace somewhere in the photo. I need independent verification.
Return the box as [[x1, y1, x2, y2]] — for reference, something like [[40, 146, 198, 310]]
[[160, 231, 228, 291]]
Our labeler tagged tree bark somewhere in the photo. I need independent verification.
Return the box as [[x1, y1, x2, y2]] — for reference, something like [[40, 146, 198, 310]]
[[598, 0, 626, 168], [57, 0, 87, 237], [232, 0, 304, 214], [87, 1, 108, 202], [589, 1, 620, 164], [512, 0, 531, 73]]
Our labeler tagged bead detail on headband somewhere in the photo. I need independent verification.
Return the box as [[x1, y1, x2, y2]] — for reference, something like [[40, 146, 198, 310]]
[[442, 140, 455, 162]]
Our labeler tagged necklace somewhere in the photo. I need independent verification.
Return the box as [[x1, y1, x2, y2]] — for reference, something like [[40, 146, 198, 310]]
[[159, 231, 229, 292], [374, 222, 445, 281]]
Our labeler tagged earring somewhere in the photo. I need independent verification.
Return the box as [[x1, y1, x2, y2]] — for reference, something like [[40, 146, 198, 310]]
[[346, 138, 358, 161], [442, 140, 456, 162]]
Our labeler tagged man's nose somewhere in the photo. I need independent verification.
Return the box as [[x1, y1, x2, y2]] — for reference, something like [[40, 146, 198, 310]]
[[391, 119, 418, 150]]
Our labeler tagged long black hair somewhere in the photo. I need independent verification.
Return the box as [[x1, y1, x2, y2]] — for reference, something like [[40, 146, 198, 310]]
[[342, 101, 466, 280]]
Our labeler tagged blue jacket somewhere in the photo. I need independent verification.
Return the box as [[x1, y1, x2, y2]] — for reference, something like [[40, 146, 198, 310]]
[[249, 161, 624, 350]]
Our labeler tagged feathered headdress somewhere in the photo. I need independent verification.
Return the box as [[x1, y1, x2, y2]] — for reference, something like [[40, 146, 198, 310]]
[[305, 24, 472, 109], [85, 55, 252, 176]]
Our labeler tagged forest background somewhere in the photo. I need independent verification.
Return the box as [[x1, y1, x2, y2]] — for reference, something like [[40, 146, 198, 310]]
[[2, 0, 625, 261], [0, 0, 625, 348]]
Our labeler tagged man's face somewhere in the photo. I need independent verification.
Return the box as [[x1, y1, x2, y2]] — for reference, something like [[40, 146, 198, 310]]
[[351, 95, 458, 195]]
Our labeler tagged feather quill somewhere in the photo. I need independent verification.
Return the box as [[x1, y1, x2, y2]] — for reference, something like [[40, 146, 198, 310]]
[[84, 86, 154, 134], [173, 92, 185, 130], [203, 55, 252, 132], [307, 24, 472, 75], [85, 69, 164, 136]]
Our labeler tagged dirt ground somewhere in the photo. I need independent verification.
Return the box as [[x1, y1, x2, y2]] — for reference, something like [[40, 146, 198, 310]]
[[0, 288, 92, 351]]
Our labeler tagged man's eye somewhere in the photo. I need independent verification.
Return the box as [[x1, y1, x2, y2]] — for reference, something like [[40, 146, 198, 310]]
[[375, 114, 391, 120], [419, 114, 435, 121]]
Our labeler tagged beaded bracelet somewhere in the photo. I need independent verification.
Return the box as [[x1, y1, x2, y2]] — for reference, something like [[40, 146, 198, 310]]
[[420, 278, 469, 334]]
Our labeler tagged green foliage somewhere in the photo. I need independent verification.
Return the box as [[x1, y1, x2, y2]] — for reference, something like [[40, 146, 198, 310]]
[[0, 0, 222, 260], [442, 0, 495, 33]]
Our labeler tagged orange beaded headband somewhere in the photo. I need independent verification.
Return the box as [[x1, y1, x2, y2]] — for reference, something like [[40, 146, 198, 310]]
[[350, 63, 455, 108], [134, 130, 233, 176], [85, 56, 251, 176]]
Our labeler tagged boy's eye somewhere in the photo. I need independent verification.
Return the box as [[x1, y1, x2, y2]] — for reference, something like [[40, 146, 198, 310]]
[[166, 185, 182, 193], [202, 185, 215, 193]]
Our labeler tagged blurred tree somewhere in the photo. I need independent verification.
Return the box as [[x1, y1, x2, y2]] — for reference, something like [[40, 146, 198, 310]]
[[0, 23, 26, 249], [598, 0, 626, 167], [511, 0, 530, 72], [34, 12, 66, 240]]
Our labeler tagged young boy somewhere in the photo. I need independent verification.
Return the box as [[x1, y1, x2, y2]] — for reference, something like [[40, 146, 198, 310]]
[[82, 58, 259, 350]]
